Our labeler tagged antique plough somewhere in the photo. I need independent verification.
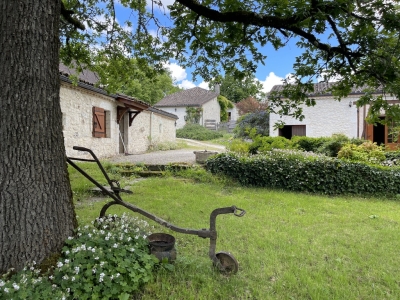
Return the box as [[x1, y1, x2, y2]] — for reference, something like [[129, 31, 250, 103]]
[[67, 146, 246, 274]]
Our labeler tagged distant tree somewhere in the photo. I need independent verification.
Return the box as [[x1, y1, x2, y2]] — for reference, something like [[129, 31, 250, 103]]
[[236, 97, 268, 115], [95, 58, 180, 105], [210, 73, 265, 103]]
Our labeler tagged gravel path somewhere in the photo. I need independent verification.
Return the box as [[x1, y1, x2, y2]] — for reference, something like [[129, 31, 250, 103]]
[[106, 138, 226, 165]]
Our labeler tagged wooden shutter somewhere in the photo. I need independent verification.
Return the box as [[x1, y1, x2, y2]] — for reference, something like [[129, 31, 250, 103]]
[[292, 125, 306, 136], [365, 123, 373, 142], [93, 107, 106, 138]]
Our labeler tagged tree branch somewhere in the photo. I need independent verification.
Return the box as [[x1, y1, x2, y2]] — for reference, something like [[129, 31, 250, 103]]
[[175, 0, 365, 60], [60, 1, 85, 30]]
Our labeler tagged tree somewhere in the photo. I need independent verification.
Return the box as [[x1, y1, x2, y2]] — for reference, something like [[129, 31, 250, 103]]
[[236, 97, 268, 116], [163, 0, 400, 123], [96, 58, 181, 105], [210, 73, 265, 103], [2, 0, 400, 273], [0, 1, 76, 273]]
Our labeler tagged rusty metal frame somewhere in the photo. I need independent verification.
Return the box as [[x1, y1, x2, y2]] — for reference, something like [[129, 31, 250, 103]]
[[67, 146, 245, 272]]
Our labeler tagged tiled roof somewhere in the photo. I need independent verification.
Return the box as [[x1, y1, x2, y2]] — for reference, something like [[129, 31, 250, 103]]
[[59, 63, 100, 85], [154, 87, 218, 107], [148, 107, 179, 119], [269, 82, 384, 97]]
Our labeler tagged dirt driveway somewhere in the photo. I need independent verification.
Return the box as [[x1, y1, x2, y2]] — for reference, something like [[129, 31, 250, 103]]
[[106, 138, 226, 165]]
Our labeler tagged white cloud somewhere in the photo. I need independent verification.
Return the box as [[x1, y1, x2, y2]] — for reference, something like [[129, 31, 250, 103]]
[[179, 80, 196, 89], [164, 62, 187, 82], [259, 72, 286, 93], [198, 81, 209, 89], [317, 70, 342, 83]]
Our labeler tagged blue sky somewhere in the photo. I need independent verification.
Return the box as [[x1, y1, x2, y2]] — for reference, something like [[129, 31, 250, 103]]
[[113, 1, 301, 93]]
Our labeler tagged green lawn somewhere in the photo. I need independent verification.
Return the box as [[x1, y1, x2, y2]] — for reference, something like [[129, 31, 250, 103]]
[[72, 165, 400, 299]]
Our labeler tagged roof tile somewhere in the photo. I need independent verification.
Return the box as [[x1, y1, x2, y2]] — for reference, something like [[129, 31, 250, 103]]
[[155, 87, 218, 107]]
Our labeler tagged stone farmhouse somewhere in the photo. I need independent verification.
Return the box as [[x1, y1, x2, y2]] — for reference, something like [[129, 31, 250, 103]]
[[154, 87, 221, 129], [269, 82, 399, 149], [59, 64, 178, 158]]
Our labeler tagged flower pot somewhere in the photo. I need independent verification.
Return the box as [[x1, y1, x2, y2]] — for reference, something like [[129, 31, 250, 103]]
[[193, 150, 218, 164]]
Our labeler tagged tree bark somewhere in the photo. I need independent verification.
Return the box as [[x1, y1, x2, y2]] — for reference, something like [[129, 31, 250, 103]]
[[0, 0, 77, 273]]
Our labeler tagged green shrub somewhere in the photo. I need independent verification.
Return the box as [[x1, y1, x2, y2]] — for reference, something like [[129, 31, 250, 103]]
[[205, 150, 400, 196], [249, 135, 293, 154], [233, 111, 269, 139], [0, 214, 156, 299], [338, 141, 386, 164], [227, 138, 251, 154], [291, 136, 330, 152], [176, 123, 223, 140], [316, 133, 364, 157]]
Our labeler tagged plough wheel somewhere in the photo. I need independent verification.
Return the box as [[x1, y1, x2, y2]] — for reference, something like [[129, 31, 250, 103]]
[[215, 251, 239, 274]]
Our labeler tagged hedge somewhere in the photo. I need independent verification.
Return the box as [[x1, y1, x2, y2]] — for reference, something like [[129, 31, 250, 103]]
[[205, 150, 400, 196]]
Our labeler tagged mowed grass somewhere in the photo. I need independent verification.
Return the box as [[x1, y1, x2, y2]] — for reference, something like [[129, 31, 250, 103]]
[[70, 164, 400, 299]]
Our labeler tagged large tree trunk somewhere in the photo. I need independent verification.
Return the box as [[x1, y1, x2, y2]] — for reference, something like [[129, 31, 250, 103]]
[[0, 0, 77, 273]]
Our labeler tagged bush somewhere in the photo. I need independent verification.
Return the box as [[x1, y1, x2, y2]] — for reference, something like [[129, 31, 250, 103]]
[[176, 123, 223, 140], [234, 111, 269, 139], [338, 141, 386, 164], [291, 136, 330, 152], [227, 138, 251, 154], [316, 134, 364, 157], [382, 151, 400, 166], [249, 135, 293, 154], [205, 150, 400, 196], [0, 214, 157, 299]]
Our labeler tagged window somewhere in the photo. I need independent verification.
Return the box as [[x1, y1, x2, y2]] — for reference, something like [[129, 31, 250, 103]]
[[279, 125, 306, 139], [92, 107, 106, 138], [387, 119, 400, 144]]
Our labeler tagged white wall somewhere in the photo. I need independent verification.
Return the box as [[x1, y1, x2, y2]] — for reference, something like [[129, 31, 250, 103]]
[[126, 110, 176, 153], [227, 105, 239, 121], [269, 96, 359, 138], [201, 97, 220, 125], [155, 107, 185, 129]]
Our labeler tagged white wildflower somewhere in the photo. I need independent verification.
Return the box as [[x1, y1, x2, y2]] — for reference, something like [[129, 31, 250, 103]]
[[57, 262, 63, 268], [68, 236, 73, 240], [74, 266, 80, 274], [64, 259, 70, 264], [0, 280, 4, 287], [12, 283, 20, 290], [113, 243, 118, 248], [4, 288, 9, 293]]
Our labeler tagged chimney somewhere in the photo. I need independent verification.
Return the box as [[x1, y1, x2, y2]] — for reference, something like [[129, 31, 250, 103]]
[[214, 83, 220, 95]]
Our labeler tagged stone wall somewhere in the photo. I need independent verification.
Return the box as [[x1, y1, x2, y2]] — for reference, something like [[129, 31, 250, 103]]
[[60, 82, 177, 158], [60, 82, 119, 159]]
